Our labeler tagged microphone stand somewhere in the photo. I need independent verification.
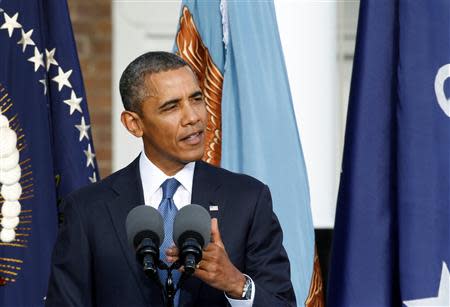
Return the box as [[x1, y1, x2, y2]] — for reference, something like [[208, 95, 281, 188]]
[[164, 266, 175, 307], [158, 261, 190, 307], [141, 258, 194, 307]]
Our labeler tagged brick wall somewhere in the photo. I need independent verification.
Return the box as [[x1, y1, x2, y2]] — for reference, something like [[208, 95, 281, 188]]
[[67, 0, 112, 177]]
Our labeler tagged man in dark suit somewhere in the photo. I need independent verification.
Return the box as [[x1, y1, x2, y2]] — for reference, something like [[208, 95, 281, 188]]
[[46, 52, 295, 307]]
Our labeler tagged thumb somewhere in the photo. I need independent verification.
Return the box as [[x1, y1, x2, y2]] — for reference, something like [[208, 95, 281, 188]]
[[210, 218, 223, 246]]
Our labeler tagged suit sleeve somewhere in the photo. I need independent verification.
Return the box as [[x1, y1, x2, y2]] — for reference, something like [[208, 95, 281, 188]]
[[245, 185, 296, 307], [45, 195, 93, 307]]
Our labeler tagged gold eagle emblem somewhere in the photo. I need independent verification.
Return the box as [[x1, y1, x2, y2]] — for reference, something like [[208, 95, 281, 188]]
[[176, 6, 223, 167]]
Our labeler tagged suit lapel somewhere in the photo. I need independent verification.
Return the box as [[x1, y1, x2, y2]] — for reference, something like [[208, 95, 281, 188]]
[[104, 157, 158, 306], [191, 161, 223, 216], [180, 161, 224, 306]]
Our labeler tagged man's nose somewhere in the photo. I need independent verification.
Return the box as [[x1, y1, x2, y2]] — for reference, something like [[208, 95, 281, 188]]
[[181, 102, 200, 126]]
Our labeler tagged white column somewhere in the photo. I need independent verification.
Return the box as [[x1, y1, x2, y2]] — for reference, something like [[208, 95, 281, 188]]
[[275, 0, 340, 228], [112, 1, 181, 171]]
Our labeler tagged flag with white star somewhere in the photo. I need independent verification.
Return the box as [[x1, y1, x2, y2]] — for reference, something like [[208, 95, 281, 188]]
[[328, 1, 450, 306], [0, 1, 99, 306]]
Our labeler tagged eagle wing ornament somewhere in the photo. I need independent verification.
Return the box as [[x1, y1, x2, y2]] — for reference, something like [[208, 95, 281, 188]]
[[176, 6, 223, 166]]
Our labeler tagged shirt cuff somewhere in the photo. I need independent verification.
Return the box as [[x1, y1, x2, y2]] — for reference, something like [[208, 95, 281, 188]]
[[224, 274, 255, 307]]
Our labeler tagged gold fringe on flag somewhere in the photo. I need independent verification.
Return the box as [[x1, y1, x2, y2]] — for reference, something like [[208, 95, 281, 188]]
[[305, 248, 325, 306]]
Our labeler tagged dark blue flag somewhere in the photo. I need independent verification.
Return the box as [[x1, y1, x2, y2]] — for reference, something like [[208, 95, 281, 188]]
[[0, 1, 98, 306], [328, 1, 450, 306]]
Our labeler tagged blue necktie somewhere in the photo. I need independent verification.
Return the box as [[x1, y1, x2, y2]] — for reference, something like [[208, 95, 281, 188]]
[[158, 178, 181, 305]]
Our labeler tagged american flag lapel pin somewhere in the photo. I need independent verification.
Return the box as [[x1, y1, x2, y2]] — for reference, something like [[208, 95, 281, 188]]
[[209, 203, 219, 212]]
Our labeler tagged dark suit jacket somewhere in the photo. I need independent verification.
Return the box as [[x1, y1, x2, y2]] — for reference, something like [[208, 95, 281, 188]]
[[46, 158, 296, 307]]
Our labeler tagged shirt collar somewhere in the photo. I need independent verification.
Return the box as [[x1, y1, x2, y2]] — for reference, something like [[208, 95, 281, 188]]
[[139, 151, 195, 195]]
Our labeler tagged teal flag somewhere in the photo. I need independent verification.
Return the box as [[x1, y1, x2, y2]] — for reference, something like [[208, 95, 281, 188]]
[[175, 1, 315, 303]]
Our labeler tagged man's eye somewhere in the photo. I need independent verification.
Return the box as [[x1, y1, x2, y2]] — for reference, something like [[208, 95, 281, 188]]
[[163, 104, 177, 111]]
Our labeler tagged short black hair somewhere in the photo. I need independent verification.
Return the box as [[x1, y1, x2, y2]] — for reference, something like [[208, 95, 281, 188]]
[[119, 51, 189, 112]]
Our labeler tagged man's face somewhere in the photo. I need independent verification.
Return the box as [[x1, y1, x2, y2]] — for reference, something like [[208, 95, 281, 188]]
[[137, 66, 207, 174]]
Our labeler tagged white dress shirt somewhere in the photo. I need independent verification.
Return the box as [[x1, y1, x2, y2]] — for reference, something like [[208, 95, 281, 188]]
[[139, 152, 255, 306]]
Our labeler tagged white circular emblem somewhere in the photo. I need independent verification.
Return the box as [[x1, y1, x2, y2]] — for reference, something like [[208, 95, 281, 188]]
[[0, 114, 21, 242], [434, 64, 450, 117]]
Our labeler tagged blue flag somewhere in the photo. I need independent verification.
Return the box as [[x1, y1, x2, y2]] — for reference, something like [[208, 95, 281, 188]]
[[175, 1, 317, 304], [0, 1, 98, 306], [328, 1, 450, 306]]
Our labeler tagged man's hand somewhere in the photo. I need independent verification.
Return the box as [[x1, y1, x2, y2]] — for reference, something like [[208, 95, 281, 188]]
[[165, 245, 179, 264], [194, 218, 246, 298], [165, 218, 246, 299]]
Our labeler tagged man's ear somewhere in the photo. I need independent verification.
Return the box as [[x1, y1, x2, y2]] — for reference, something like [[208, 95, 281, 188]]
[[121, 110, 143, 138]]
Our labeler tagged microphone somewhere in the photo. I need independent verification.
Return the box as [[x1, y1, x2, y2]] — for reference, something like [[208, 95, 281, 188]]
[[126, 205, 164, 277], [173, 204, 211, 275]]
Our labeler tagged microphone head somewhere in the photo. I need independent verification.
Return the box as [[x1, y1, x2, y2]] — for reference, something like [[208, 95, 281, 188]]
[[126, 205, 164, 248], [173, 204, 211, 248]]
